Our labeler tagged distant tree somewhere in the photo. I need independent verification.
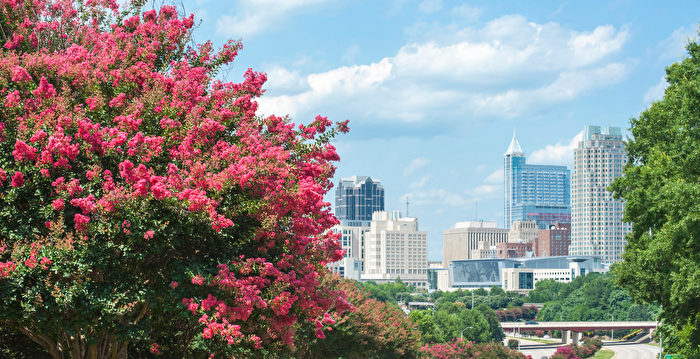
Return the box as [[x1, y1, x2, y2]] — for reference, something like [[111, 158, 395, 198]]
[[475, 303, 505, 343], [526, 279, 565, 303], [408, 310, 444, 344], [490, 286, 506, 296], [610, 29, 700, 355]]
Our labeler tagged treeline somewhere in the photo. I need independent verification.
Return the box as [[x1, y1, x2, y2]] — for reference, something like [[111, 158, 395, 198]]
[[527, 272, 659, 323]]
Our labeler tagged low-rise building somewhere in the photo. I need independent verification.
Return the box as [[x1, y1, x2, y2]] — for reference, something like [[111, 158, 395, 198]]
[[537, 222, 571, 256], [440, 256, 605, 293]]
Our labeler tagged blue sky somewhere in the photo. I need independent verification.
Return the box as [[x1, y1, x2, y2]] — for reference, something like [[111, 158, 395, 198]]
[[180, 0, 699, 260]]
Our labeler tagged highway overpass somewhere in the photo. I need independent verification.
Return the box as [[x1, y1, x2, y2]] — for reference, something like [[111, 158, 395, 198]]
[[501, 321, 658, 345]]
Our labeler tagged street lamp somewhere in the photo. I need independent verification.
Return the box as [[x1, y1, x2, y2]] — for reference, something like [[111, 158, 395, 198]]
[[608, 313, 614, 340], [460, 326, 473, 341]]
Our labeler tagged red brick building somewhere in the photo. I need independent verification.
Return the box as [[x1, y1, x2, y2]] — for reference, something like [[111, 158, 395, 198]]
[[536, 222, 571, 256], [496, 242, 533, 258]]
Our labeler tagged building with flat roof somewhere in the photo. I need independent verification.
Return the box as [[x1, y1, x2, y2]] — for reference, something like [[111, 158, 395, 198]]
[[569, 126, 631, 265], [441, 256, 605, 292], [504, 133, 571, 229], [364, 211, 428, 288], [537, 222, 571, 257], [442, 221, 509, 267], [326, 221, 371, 278]]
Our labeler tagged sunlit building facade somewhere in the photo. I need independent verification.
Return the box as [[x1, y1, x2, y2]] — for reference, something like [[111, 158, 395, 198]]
[[569, 126, 631, 265], [504, 133, 571, 229]]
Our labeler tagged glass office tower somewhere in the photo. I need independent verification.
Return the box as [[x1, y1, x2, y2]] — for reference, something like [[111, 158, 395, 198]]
[[335, 176, 385, 222], [504, 133, 571, 229]]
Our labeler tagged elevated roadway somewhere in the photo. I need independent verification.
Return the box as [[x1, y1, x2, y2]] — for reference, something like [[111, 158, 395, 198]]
[[501, 321, 657, 332], [501, 321, 657, 345]]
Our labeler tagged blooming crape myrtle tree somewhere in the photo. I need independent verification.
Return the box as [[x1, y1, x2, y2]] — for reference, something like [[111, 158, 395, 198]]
[[0, 0, 351, 357]]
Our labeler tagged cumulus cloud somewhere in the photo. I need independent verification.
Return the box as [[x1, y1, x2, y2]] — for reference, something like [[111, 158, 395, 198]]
[[405, 188, 469, 207], [216, 0, 331, 38], [404, 157, 430, 175], [643, 77, 668, 105], [451, 4, 482, 22], [484, 169, 503, 184], [409, 175, 433, 189], [655, 26, 696, 62], [419, 0, 442, 14], [258, 15, 630, 123], [529, 131, 583, 166]]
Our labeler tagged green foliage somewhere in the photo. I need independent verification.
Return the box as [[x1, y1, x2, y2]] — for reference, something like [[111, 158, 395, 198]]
[[430, 287, 522, 311], [357, 280, 416, 304], [507, 339, 518, 349], [610, 28, 700, 353], [295, 277, 422, 359], [534, 272, 659, 329]]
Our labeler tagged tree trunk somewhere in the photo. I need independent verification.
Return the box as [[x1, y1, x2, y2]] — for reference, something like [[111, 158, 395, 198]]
[[19, 327, 128, 359]]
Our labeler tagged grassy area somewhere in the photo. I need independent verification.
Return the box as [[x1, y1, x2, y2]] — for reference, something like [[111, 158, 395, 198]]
[[593, 349, 614, 359], [506, 336, 560, 344]]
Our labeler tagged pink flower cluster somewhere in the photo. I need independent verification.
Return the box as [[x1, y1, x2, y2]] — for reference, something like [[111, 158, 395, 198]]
[[0, 0, 347, 353]]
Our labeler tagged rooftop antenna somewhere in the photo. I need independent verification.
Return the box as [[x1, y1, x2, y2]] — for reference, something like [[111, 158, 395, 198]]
[[406, 196, 409, 218], [475, 201, 479, 221]]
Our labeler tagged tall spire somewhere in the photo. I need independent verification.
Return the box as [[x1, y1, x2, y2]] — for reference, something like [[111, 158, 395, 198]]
[[505, 129, 524, 156]]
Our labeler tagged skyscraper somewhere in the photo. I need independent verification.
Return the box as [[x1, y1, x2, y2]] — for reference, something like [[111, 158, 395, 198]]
[[504, 133, 571, 229], [569, 126, 631, 265], [335, 176, 384, 222]]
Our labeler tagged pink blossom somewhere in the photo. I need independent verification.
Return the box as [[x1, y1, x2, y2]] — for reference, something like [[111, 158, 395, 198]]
[[52, 198, 65, 211], [11, 172, 24, 187]]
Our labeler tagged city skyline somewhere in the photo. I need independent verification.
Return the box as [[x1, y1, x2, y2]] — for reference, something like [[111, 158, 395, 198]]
[[180, 0, 700, 260]]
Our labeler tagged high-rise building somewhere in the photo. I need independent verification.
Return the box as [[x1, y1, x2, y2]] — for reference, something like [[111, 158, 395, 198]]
[[442, 221, 509, 267], [504, 133, 571, 229], [537, 222, 571, 257], [569, 126, 631, 265], [363, 211, 428, 288], [335, 176, 384, 221], [326, 222, 371, 279]]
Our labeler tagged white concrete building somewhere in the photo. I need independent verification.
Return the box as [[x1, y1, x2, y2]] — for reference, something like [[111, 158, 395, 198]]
[[326, 220, 370, 279], [364, 211, 428, 288], [442, 221, 509, 267], [569, 126, 632, 265]]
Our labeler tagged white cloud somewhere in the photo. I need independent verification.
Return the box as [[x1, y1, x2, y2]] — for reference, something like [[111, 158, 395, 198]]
[[404, 157, 430, 175], [263, 65, 308, 93], [258, 15, 629, 123], [655, 26, 696, 62], [484, 169, 503, 184], [451, 4, 482, 22], [529, 131, 583, 166], [216, 0, 331, 38], [643, 76, 668, 104], [419, 0, 442, 14], [409, 175, 433, 189], [405, 188, 469, 207]]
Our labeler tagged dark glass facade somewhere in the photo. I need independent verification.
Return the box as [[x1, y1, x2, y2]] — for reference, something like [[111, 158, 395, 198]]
[[335, 176, 384, 221]]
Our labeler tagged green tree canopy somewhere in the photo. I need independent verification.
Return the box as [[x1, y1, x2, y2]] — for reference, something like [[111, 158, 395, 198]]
[[610, 29, 700, 355]]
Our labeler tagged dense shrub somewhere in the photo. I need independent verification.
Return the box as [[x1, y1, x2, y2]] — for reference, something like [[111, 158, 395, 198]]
[[507, 339, 519, 349], [421, 340, 529, 358]]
